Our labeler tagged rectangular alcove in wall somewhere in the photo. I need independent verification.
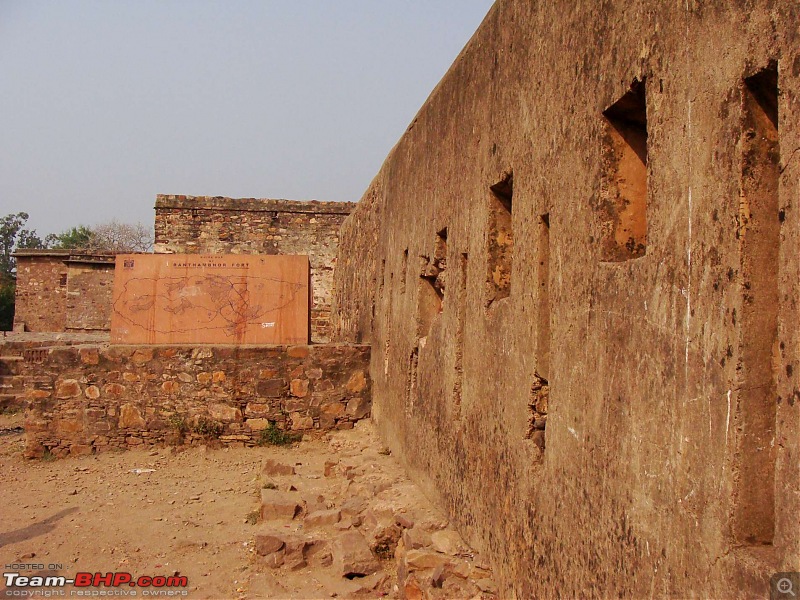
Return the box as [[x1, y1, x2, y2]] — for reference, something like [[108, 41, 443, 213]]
[[486, 172, 513, 306], [598, 79, 648, 261], [452, 252, 468, 418], [732, 62, 780, 547], [416, 230, 447, 338], [537, 213, 551, 380]]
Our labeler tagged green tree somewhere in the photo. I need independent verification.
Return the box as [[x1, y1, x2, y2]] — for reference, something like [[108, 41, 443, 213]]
[[45, 225, 94, 250], [0, 212, 46, 330]]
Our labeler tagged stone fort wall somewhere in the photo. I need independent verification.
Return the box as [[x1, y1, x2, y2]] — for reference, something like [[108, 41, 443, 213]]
[[332, 0, 800, 597], [8, 342, 370, 459], [154, 195, 356, 343]]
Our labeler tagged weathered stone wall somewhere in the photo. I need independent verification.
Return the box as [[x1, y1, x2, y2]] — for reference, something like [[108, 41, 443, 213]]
[[13, 254, 69, 332], [13, 252, 115, 333], [20, 343, 370, 458], [154, 195, 356, 343], [332, 1, 800, 598], [65, 262, 115, 331]]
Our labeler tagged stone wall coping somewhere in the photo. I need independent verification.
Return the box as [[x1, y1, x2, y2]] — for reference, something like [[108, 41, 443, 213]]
[[155, 195, 357, 215], [14, 249, 117, 264], [1, 342, 370, 351]]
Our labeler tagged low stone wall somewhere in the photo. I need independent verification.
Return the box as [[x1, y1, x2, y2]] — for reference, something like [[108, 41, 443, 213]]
[[21, 343, 371, 458]]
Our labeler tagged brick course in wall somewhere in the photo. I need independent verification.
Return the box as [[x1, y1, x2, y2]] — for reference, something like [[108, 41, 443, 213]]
[[154, 195, 356, 343], [19, 343, 371, 458]]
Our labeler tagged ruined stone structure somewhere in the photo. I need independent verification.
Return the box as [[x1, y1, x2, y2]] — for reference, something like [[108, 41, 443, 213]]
[[13, 250, 115, 332], [3, 341, 370, 458], [332, 1, 800, 597], [154, 195, 355, 343]]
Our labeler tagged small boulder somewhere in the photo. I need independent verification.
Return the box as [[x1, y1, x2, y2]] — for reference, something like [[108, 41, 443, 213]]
[[406, 549, 450, 571], [332, 531, 379, 578], [254, 532, 285, 556], [304, 509, 341, 528], [260, 489, 303, 521], [430, 529, 468, 556]]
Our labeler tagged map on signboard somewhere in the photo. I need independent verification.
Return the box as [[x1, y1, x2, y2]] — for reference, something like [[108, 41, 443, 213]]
[[110, 254, 309, 345]]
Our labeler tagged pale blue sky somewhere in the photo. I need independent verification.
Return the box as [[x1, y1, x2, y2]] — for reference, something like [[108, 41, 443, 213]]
[[0, 0, 494, 237]]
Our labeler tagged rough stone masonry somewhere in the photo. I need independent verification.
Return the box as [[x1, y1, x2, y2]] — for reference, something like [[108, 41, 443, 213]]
[[8, 342, 370, 459], [154, 195, 356, 343], [331, 0, 800, 598]]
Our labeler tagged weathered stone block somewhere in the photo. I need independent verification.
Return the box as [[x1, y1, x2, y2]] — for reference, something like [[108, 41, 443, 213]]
[[290, 379, 309, 398], [304, 509, 341, 528], [246, 418, 269, 430], [345, 396, 370, 419], [103, 383, 125, 397], [257, 379, 285, 397], [56, 379, 81, 399], [290, 413, 314, 430], [208, 403, 241, 422], [260, 489, 303, 521], [118, 404, 145, 429], [332, 531, 379, 578], [346, 370, 367, 393], [287, 346, 309, 358]]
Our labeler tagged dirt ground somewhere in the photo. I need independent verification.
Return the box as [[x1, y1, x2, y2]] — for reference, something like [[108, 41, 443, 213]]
[[0, 413, 496, 600]]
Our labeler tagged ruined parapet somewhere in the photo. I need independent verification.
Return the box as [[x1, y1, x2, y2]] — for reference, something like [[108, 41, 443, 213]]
[[154, 195, 356, 343], [13, 250, 116, 333], [19, 343, 371, 459]]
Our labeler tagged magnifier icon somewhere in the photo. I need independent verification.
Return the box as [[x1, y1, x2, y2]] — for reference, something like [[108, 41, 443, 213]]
[[778, 578, 796, 597]]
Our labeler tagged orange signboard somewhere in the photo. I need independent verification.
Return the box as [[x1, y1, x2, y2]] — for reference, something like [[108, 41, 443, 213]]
[[110, 254, 309, 345]]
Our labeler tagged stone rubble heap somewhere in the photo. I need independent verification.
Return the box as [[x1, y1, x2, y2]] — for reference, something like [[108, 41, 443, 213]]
[[250, 422, 498, 599]]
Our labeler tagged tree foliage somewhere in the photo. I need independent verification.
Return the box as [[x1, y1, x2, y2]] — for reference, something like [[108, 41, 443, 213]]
[[0, 212, 47, 330], [47, 221, 153, 253], [45, 225, 94, 250], [88, 220, 153, 253], [1, 212, 46, 279]]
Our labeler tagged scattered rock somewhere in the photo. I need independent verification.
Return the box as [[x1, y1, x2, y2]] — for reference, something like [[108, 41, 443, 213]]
[[476, 577, 498, 594], [261, 458, 295, 477], [405, 549, 450, 571], [431, 529, 468, 556], [404, 574, 424, 600], [255, 532, 285, 556], [340, 496, 367, 518], [332, 531, 379, 578], [324, 460, 338, 477], [402, 527, 432, 550], [260, 489, 303, 521], [305, 509, 341, 528]]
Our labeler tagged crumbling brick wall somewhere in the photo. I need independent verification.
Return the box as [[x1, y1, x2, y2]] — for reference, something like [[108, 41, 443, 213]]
[[65, 260, 115, 331], [154, 195, 356, 343], [21, 343, 370, 458], [13, 253, 69, 332], [13, 252, 115, 333]]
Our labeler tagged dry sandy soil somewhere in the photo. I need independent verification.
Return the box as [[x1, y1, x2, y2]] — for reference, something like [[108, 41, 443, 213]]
[[0, 413, 496, 600]]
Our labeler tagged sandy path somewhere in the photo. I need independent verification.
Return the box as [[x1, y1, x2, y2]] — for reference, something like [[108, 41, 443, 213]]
[[1, 411, 267, 598]]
